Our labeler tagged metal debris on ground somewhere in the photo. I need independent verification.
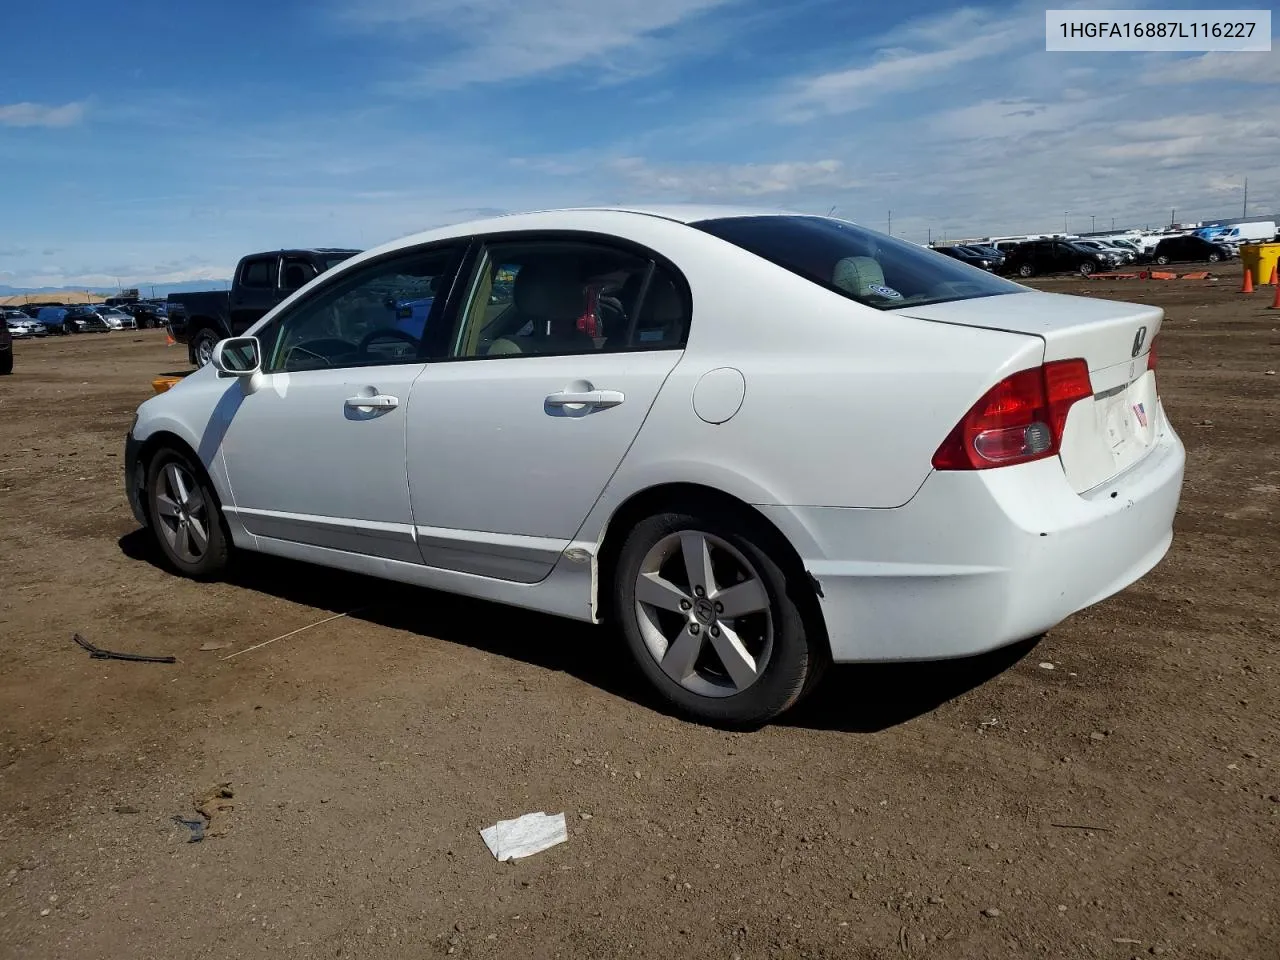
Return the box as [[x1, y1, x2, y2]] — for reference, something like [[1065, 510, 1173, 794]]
[[172, 816, 205, 842], [480, 812, 568, 861], [73, 633, 175, 664]]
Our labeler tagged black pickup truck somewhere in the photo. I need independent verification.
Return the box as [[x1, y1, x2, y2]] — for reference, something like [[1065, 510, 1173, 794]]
[[167, 248, 360, 366]]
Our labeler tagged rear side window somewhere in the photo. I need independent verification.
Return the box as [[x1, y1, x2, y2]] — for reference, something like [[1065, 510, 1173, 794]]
[[692, 215, 1022, 310], [240, 258, 275, 288]]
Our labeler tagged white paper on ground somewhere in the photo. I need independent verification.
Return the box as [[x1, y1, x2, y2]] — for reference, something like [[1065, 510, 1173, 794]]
[[480, 811, 568, 861]]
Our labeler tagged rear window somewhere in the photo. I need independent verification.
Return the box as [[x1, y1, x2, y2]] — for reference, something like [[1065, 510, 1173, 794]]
[[691, 215, 1022, 310]]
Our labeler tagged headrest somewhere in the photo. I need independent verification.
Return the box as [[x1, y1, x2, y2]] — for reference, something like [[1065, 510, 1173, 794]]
[[513, 260, 585, 322], [832, 256, 885, 297]]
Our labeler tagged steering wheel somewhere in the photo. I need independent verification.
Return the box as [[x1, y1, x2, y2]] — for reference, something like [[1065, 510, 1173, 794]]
[[358, 328, 420, 356]]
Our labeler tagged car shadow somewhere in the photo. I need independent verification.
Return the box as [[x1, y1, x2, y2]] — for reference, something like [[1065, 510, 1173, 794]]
[[118, 530, 1038, 734]]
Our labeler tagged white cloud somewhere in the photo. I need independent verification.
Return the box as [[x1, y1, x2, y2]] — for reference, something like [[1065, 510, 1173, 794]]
[[607, 156, 860, 198], [770, 7, 1036, 122], [1141, 52, 1280, 85], [343, 0, 737, 89], [0, 101, 86, 128]]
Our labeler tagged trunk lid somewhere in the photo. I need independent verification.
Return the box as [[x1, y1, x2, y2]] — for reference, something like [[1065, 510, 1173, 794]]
[[897, 290, 1163, 493]]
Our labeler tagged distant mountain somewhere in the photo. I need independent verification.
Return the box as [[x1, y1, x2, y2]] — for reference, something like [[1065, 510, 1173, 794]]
[[0, 279, 231, 299]]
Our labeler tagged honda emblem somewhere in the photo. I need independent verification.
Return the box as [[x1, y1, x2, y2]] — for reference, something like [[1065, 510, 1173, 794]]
[[1131, 325, 1147, 358]]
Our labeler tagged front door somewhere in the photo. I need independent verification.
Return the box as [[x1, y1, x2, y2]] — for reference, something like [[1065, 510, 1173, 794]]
[[405, 236, 691, 582], [218, 243, 467, 561]]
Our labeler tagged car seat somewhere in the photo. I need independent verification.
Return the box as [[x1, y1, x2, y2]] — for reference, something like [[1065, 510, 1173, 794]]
[[485, 260, 594, 355]]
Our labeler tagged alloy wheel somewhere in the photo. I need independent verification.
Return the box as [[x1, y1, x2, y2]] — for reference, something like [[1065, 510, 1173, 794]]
[[633, 530, 774, 698], [154, 462, 210, 563]]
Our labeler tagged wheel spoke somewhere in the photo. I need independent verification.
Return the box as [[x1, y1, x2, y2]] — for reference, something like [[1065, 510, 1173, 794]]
[[186, 517, 209, 555], [636, 572, 691, 613], [680, 531, 716, 596], [708, 624, 760, 691], [713, 577, 768, 618], [185, 486, 206, 517], [164, 463, 189, 504], [154, 493, 180, 519], [660, 626, 704, 684]]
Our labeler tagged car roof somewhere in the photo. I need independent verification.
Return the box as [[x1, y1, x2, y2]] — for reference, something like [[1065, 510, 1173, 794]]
[[343, 204, 814, 269]]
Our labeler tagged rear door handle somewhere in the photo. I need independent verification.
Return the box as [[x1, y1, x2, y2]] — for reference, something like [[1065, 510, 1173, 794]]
[[545, 389, 625, 408], [345, 394, 399, 410]]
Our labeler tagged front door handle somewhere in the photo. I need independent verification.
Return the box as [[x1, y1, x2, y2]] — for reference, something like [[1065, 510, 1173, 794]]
[[544, 389, 625, 409], [345, 394, 399, 410]]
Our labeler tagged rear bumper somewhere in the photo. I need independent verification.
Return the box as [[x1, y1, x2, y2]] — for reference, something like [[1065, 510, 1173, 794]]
[[760, 411, 1185, 662]]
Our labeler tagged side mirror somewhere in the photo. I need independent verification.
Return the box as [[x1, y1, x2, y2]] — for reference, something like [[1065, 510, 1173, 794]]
[[211, 336, 261, 377]]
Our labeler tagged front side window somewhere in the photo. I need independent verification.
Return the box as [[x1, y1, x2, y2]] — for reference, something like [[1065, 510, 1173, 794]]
[[257, 245, 464, 373], [452, 239, 690, 358], [694, 216, 1023, 311], [240, 258, 275, 288]]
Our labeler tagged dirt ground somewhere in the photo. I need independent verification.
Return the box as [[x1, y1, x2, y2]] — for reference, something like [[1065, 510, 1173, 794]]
[[2, 273, 1278, 960]]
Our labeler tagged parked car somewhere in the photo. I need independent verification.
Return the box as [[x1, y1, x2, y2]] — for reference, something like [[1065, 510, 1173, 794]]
[[122, 301, 167, 328], [168, 248, 361, 367], [124, 205, 1184, 726], [0, 315, 11, 374], [62, 306, 112, 333], [1002, 239, 1118, 277], [4, 310, 46, 338], [35, 306, 70, 334], [1150, 236, 1234, 265], [85, 306, 138, 330], [933, 245, 1000, 271], [1076, 240, 1135, 264]]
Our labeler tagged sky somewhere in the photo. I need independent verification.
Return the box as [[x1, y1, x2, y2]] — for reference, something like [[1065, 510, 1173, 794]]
[[0, 0, 1276, 289]]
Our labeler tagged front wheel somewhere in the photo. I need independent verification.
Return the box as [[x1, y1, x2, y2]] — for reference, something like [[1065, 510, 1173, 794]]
[[1208, 253, 1221, 263], [191, 328, 218, 368], [1079, 261, 1095, 277], [1155, 255, 1170, 265], [1017, 263, 1034, 278], [613, 507, 822, 727], [145, 446, 230, 579]]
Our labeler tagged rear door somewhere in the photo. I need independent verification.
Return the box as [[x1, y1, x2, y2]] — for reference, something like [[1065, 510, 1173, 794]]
[[229, 255, 279, 334], [404, 234, 690, 582]]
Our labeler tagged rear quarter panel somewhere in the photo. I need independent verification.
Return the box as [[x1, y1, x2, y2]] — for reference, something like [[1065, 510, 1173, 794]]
[[588, 232, 1046, 516]]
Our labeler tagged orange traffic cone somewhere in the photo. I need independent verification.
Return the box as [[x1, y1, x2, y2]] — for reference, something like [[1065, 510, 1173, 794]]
[[1270, 262, 1279, 286], [1272, 282, 1280, 310], [164, 329, 176, 346], [1242, 268, 1254, 293]]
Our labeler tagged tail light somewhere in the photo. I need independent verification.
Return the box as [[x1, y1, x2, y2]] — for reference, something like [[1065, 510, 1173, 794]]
[[932, 359, 1093, 470], [1146, 334, 1158, 372]]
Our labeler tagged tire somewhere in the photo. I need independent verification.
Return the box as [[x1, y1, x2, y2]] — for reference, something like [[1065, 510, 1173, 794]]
[[613, 506, 822, 727], [191, 328, 219, 368], [1208, 253, 1221, 263], [1079, 261, 1095, 277], [1155, 255, 1170, 265], [0, 351, 11, 375], [1017, 263, 1034, 278], [144, 445, 231, 579]]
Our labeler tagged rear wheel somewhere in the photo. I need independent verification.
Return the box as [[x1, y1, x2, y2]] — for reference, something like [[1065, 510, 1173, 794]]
[[145, 446, 230, 579], [1017, 263, 1034, 278], [1155, 255, 1170, 265], [613, 506, 822, 727]]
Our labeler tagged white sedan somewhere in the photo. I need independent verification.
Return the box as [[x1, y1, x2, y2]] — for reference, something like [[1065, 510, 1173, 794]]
[[124, 206, 1185, 725]]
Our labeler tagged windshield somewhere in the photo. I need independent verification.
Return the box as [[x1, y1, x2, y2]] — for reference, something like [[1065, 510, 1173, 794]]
[[691, 215, 1021, 311]]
